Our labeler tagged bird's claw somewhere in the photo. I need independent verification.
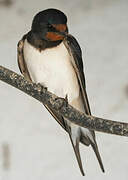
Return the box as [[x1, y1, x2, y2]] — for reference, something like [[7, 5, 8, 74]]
[[65, 94, 68, 107], [54, 94, 68, 110], [37, 83, 47, 93]]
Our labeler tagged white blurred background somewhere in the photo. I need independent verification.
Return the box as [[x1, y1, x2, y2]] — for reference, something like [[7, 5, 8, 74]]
[[0, 0, 128, 179]]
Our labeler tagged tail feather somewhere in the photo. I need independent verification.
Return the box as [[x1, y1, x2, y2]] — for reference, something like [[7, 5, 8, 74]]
[[90, 139, 105, 173], [69, 133, 85, 176], [81, 127, 105, 173], [66, 122, 104, 175], [80, 134, 90, 146]]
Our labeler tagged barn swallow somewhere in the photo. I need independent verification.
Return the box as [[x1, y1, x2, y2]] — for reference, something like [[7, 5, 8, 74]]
[[17, 8, 104, 175]]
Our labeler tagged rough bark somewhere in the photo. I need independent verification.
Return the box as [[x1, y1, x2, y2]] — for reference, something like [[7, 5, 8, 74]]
[[0, 65, 128, 137]]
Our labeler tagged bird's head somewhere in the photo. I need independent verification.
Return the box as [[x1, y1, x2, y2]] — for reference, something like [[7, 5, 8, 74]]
[[31, 8, 68, 41]]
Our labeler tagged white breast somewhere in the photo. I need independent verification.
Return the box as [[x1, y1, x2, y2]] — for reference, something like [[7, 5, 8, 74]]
[[23, 39, 80, 103]]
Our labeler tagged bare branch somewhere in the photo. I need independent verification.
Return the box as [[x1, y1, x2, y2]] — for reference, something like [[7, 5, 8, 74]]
[[0, 65, 128, 137]]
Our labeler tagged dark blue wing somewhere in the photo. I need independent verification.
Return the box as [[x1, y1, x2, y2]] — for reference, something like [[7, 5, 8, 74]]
[[65, 34, 91, 115]]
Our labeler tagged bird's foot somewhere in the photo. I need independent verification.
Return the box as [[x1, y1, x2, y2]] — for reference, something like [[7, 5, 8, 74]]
[[54, 94, 68, 110], [65, 94, 68, 107], [37, 83, 47, 94]]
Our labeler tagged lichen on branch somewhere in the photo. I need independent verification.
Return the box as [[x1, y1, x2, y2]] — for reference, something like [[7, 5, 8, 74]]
[[0, 65, 128, 137]]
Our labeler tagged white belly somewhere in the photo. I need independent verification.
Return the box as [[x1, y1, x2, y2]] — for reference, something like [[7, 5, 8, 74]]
[[23, 40, 93, 142], [23, 40, 80, 104]]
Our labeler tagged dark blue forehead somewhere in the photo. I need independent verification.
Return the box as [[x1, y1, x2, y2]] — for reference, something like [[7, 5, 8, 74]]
[[33, 8, 67, 25]]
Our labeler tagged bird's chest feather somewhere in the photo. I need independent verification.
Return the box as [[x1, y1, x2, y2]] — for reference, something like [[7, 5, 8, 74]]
[[23, 40, 79, 102]]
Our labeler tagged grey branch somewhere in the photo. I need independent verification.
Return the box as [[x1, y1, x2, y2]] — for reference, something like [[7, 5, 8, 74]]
[[0, 65, 128, 137]]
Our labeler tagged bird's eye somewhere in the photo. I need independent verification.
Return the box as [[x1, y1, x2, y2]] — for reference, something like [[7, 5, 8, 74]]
[[47, 23, 52, 28]]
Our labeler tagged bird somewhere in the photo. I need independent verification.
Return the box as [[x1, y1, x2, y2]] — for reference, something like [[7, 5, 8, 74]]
[[17, 8, 104, 175]]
